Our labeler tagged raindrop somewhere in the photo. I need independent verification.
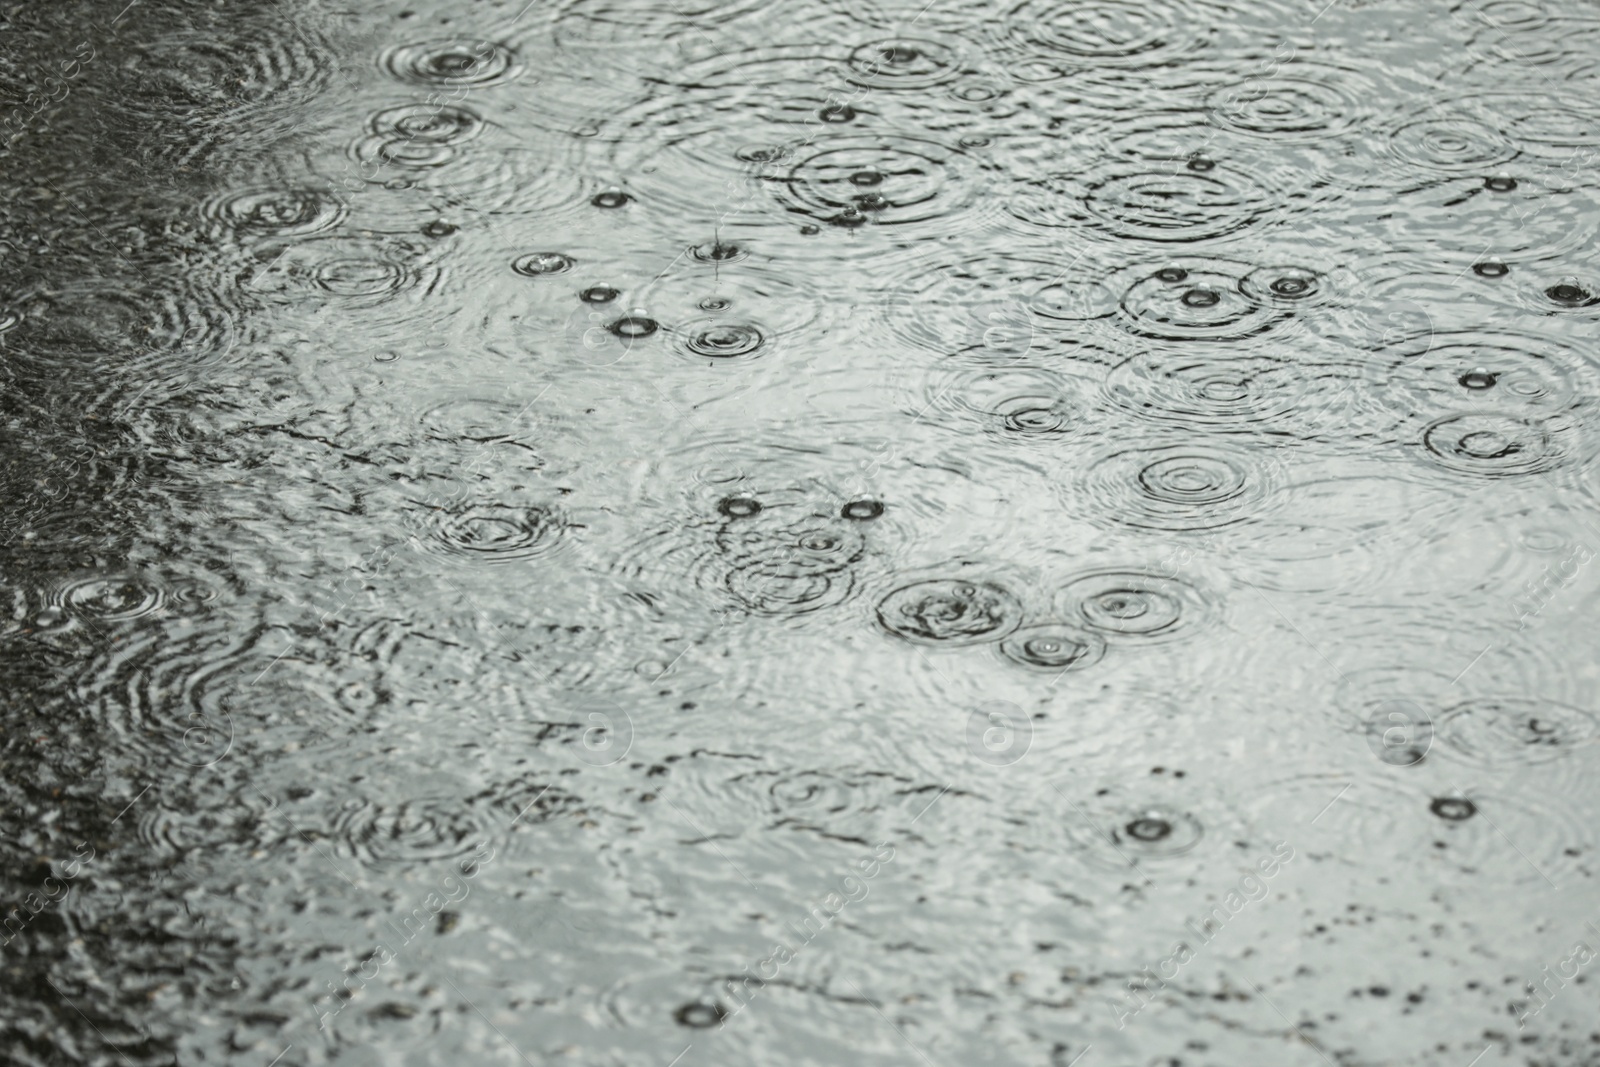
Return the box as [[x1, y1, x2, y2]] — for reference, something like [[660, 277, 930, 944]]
[[1124, 815, 1171, 842], [1458, 369, 1497, 390], [1547, 282, 1593, 306], [580, 285, 620, 304], [1155, 267, 1188, 283], [1472, 260, 1508, 278], [591, 189, 632, 208], [1181, 288, 1221, 308], [609, 314, 659, 338], [1429, 796, 1477, 821], [999, 624, 1106, 672], [877, 578, 1023, 646], [674, 1002, 727, 1028], [819, 103, 857, 123], [841, 500, 884, 521], [717, 497, 762, 519], [685, 323, 764, 358], [512, 252, 575, 276], [1484, 175, 1517, 192], [422, 220, 457, 237]]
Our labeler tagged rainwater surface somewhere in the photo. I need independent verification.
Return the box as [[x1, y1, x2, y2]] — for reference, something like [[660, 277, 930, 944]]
[[3, 1, 1600, 1065]]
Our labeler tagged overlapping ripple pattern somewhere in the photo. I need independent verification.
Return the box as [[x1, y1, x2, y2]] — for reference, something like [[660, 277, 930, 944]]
[[5, 0, 1600, 1065]]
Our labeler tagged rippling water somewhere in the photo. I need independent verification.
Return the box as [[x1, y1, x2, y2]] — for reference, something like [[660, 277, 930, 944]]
[[5, 0, 1600, 1064]]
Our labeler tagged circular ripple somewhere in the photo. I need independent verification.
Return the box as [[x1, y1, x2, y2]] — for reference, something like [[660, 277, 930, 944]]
[[677, 320, 768, 361], [925, 364, 1103, 442], [882, 249, 1123, 359], [1374, 332, 1598, 420], [877, 578, 1023, 646], [1435, 698, 1600, 767], [1064, 796, 1209, 869], [1206, 61, 1372, 143], [1078, 442, 1286, 533], [243, 236, 437, 307], [1113, 259, 1286, 341], [843, 33, 970, 89], [369, 102, 484, 145], [428, 503, 566, 563], [379, 38, 522, 87], [1387, 112, 1518, 173], [1104, 345, 1368, 440], [200, 185, 346, 238], [1244, 774, 1592, 886], [329, 796, 494, 866], [1012, 158, 1277, 242], [1421, 413, 1573, 478], [1239, 265, 1329, 309], [12, 278, 245, 372], [998, 623, 1106, 672], [1057, 570, 1213, 644], [767, 134, 984, 227], [53, 575, 168, 624], [1454, 91, 1600, 159], [1003, 0, 1206, 66]]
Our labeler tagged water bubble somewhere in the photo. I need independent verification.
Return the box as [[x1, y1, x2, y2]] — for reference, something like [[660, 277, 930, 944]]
[[966, 700, 1033, 766], [512, 252, 575, 277], [422, 220, 458, 238], [998, 624, 1106, 673], [1155, 267, 1188, 283], [1186, 156, 1215, 172], [717, 497, 762, 519], [1181, 287, 1221, 308], [591, 189, 632, 209], [1429, 796, 1477, 821], [877, 578, 1023, 646], [1472, 260, 1508, 277], [1458, 369, 1497, 390], [581, 285, 620, 304], [573, 703, 634, 766], [819, 103, 857, 123], [841, 500, 884, 521], [1363, 699, 1433, 766], [1484, 175, 1518, 191]]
